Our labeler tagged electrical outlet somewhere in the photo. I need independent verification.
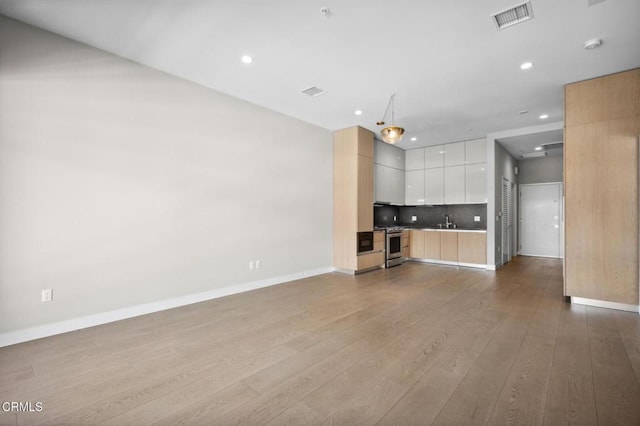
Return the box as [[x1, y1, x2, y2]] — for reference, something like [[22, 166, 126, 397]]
[[41, 289, 52, 302], [256, 259, 261, 269], [474, 216, 481, 222], [411, 216, 417, 222], [249, 261, 254, 270]]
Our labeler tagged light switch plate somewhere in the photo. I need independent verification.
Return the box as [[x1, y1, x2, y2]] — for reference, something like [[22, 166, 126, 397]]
[[411, 216, 417, 222], [474, 216, 480, 222]]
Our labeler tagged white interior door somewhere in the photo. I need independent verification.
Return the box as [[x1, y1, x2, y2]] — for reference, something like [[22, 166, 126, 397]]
[[519, 183, 562, 258]]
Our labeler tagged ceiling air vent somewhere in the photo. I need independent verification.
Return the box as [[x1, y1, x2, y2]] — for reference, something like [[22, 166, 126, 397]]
[[301, 86, 327, 98], [522, 151, 546, 159], [541, 142, 563, 149], [492, 1, 534, 30]]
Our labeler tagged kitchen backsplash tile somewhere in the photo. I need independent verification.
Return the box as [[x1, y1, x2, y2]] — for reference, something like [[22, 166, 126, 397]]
[[374, 204, 400, 226], [376, 204, 487, 229]]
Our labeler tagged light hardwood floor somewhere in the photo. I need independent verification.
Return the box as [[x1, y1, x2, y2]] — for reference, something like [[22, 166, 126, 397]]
[[1, 257, 640, 425]]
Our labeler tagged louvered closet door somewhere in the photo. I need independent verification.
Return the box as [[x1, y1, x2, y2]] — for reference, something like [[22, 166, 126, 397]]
[[502, 178, 511, 264]]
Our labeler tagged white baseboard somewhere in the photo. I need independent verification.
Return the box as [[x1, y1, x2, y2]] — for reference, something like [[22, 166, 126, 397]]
[[518, 253, 563, 259], [486, 265, 497, 271], [571, 297, 639, 314], [0, 266, 334, 348], [458, 262, 489, 270]]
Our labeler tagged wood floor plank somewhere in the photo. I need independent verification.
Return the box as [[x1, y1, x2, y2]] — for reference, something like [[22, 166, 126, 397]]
[[378, 310, 506, 425], [264, 402, 324, 426], [543, 304, 597, 426], [319, 376, 407, 426], [25, 346, 294, 425], [487, 274, 561, 425], [430, 304, 542, 424], [377, 366, 462, 426], [301, 273, 491, 418], [613, 310, 640, 340], [586, 306, 640, 425], [216, 293, 453, 425], [105, 382, 258, 426], [0, 411, 17, 426], [622, 338, 640, 387], [242, 288, 451, 394], [2, 258, 638, 425], [284, 301, 393, 351], [487, 335, 556, 425]]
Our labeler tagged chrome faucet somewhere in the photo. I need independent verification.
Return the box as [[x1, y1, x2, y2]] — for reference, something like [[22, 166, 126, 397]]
[[444, 214, 452, 228]]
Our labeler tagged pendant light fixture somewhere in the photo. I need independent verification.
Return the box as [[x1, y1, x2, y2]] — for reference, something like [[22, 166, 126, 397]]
[[376, 93, 405, 144]]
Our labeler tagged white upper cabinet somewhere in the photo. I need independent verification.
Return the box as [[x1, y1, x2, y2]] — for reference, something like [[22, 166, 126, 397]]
[[389, 167, 405, 205], [424, 145, 445, 169], [405, 169, 425, 205], [374, 164, 388, 204], [465, 138, 486, 164], [374, 140, 405, 170], [444, 142, 465, 166], [465, 163, 487, 203], [424, 168, 444, 204], [374, 140, 405, 204], [444, 165, 465, 204], [402, 138, 487, 206], [405, 148, 425, 171], [375, 164, 405, 205]]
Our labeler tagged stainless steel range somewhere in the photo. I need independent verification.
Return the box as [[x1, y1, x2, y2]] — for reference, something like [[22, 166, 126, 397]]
[[376, 226, 404, 268]]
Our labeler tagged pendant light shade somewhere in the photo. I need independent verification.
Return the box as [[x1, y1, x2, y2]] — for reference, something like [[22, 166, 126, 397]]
[[381, 126, 405, 144], [377, 93, 405, 144]]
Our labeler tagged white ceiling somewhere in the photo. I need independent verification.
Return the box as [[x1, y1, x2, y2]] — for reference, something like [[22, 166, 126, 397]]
[[1, 0, 639, 150], [497, 129, 563, 158]]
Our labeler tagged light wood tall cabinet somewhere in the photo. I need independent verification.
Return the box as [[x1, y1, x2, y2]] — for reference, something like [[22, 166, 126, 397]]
[[564, 68, 640, 307], [333, 126, 379, 272]]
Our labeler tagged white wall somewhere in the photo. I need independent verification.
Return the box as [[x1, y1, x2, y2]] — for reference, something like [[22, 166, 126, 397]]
[[0, 17, 333, 338], [518, 156, 563, 184]]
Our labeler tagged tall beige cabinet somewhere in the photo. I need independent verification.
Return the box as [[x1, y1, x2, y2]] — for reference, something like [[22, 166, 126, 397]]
[[564, 68, 640, 309], [333, 126, 382, 272]]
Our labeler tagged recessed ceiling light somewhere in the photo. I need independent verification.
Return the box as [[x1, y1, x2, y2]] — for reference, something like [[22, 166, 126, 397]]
[[520, 61, 533, 70], [411, 137, 417, 142], [539, 114, 549, 119], [241, 55, 253, 64], [534, 146, 543, 151], [354, 110, 362, 116]]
